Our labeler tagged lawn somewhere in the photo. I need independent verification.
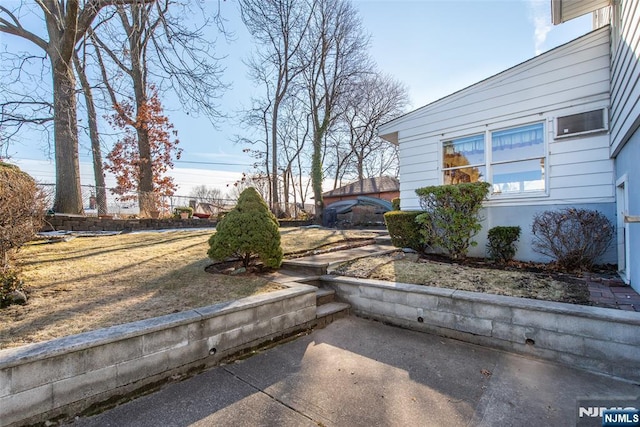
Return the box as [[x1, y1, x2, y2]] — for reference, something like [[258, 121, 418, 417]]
[[1, 227, 379, 349]]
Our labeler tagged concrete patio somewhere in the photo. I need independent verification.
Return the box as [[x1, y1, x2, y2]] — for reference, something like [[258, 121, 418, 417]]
[[71, 316, 639, 427]]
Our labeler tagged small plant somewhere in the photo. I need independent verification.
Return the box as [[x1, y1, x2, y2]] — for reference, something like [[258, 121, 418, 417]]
[[173, 206, 193, 218], [391, 198, 400, 211], [415, 182, 490, 259], [531, 208, 614, 270], [0, 269, 24, 308], [383, 211, 423, 251], [486, 226, 521, 262], [208, 187, 283, 268]]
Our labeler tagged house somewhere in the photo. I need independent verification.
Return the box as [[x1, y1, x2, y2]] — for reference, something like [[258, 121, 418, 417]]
[[379, 1, 640, 292], [322, 176, 399, 206]]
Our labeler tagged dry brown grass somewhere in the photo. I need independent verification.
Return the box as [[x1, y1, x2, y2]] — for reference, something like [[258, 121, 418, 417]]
[[332, 252, 590, 304], [1, 228, 380, 349]]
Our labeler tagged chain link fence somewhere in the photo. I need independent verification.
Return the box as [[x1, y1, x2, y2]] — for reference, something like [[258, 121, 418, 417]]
[[37, 184, 313, 219]]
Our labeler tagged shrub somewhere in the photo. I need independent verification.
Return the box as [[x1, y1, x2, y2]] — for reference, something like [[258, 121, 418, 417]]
[[391, 198, 400, 211], [486, 226, 521, 262], [173, 206, 193, 218], [0, 270, 24, 308], [208, 187, 283, 268], [531, 208, 614, 270], [384, 211, 423, 251], [415, 182, 490, 259], [0, 162, 46, 273]]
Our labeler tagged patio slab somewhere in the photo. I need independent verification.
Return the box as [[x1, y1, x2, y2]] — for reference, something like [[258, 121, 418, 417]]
[[72, 316, 639, 427]]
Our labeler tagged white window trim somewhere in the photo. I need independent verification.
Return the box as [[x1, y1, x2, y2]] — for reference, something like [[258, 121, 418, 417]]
[[439, 121, 549, 200]]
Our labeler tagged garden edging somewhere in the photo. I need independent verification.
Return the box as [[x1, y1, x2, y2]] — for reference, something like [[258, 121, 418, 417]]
[[320, 275, 640, 382], [0, 284, 316, 427]]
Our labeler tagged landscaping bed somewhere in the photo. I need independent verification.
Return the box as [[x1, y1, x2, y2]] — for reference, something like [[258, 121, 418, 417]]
[[330, 251, 618, 306]]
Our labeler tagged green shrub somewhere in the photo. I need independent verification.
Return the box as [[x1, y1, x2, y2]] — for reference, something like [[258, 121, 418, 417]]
[[208, 187, 283, 268], [487, 226, 521, 262], [0, 270, 24, 308], [173, 206, 193, 218], [415, 182, 490, 259], [383, 211, 423, 251], [391, 198, 400, 211], [531, 208, 613, 270]]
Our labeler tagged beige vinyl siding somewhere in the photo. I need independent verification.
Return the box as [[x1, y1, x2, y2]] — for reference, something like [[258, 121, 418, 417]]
[[610, 0, 640, 154], [381, 28, 613, 210]]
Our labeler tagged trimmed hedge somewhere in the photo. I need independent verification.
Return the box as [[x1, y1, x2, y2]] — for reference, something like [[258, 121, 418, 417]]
[[487, 226, 521, 262], [384, 210, 423, 251], [415, 182, 490, 259]]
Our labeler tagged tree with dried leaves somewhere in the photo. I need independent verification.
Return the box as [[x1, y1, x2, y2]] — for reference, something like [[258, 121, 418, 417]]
[[91, 0, 226, 217], [104, 87, 181, 210], [0, 0, 145, 214]]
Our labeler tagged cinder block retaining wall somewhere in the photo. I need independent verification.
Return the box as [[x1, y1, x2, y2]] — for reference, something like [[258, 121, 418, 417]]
[[0, 285, 316, 427], [321, 275, 640, 382]]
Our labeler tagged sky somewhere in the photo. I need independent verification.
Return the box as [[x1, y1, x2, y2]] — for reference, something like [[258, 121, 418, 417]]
[[3, 0, 593, 197]]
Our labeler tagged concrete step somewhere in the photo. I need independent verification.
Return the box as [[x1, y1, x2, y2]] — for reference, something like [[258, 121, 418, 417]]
[[316, 302, 351, 328], [316, 288, 336, 306], [280, 259, 328, 276], [374, 235, 392, 245]]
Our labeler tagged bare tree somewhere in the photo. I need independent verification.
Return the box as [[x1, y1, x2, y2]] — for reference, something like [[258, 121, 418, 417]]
[[0, 0, 142, 214], [340, 73, 408, 180], [73, 42, 108, 215], [239, 0, 313, 215], [90, 0, 226, 216], [190, 185, 224, 205], [301, 0, 372, 222]]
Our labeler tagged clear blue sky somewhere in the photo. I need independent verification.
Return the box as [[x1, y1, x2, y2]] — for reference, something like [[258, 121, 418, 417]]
[[7, 0, 592, 195]]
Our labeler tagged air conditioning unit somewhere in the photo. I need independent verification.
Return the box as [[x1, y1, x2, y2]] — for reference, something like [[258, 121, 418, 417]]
[[555, 108, 608, 138]]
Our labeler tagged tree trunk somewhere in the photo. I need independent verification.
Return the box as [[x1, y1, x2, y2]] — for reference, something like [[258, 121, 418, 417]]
[[311, 130, 324, 224], [74, 52, 108, 215], [52, 62, 84, 214]]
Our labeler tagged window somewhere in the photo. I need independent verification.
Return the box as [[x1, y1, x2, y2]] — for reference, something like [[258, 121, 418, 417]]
[[556, 109, 606, 138], [441, 122, 546, 196], [442, 134, 486, 184], [491, 123, 545, 195]]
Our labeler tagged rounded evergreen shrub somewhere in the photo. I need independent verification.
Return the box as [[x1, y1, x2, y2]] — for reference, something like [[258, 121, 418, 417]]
[[486, 226, 521, 262], [208, 187, 283, 268]]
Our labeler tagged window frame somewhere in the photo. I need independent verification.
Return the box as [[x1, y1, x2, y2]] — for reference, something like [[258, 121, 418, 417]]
[[439, 121, 549, 199]]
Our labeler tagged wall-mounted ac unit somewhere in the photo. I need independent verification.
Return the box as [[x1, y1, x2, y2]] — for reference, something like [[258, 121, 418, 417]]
[[555, 108, 608, 138]]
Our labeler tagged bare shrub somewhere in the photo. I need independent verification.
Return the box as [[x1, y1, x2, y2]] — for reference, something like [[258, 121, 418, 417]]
[[0, 162, 46, 272], [531, 208, 613, 270]]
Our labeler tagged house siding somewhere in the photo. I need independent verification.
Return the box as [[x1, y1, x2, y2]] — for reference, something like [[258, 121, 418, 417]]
[[610, 0, 640, 155], [611, 0, 640, 291], [386, 27, 613, 211], [380, 27, 617, 263], [560, 0, 611, 23]]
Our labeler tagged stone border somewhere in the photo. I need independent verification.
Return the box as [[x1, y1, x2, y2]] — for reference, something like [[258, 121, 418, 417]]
[[320, 275, 640, 382], [0, 285, 316, 427], [40, 215, 312, 232]]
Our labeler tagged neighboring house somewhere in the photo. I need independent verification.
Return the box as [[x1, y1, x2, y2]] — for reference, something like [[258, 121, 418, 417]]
[[322, 176, 399, 206], [379, 1, 640, 292]]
